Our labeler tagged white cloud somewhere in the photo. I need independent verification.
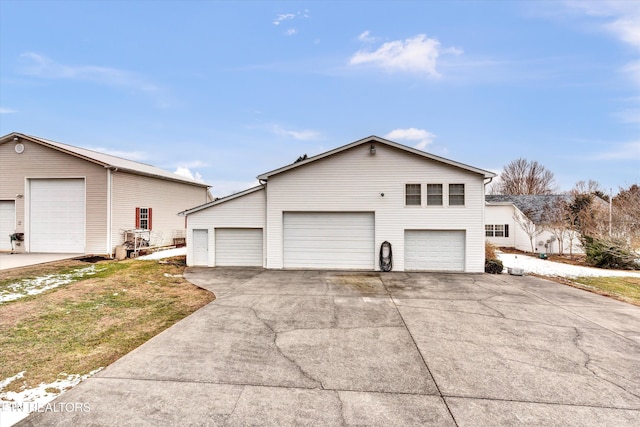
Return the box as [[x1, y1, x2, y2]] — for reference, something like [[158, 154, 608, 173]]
[[285, 28, 298, 36], [349, 34, 444, 77], [0, 107, 17, 114], [273, 13, 295, 25], [593, 141, 640, 160], [612, 108, 640, 124], [385, 128, 436, 150], [174, 167, 204, 182], [19, 52, 158, 92], [273, 125, 321, 141], [358, 30, 378, 43], [564, 1, 640, 50], [563, 1, 639, 87]]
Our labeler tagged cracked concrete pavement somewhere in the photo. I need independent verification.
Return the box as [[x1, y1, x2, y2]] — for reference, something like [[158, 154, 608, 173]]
[[18, 269, 640, 426]]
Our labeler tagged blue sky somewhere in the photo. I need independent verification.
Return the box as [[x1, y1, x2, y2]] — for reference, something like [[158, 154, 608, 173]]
[[1, 0, 638, 196]]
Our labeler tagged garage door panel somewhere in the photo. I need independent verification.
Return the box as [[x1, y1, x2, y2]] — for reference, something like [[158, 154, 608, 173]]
[[30, 179, 85, 253], [215, 228, 263, 267], [284, 212, 374, 269], [405, 230, 465, 272]]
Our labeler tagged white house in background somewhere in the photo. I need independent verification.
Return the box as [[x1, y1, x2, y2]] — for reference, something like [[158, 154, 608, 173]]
[[180, 135, 496, 272], [0, 132, 211, 255], [485, 194, 583, 255]]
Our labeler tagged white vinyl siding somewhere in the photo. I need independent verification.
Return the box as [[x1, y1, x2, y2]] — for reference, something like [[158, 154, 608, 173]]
[[283, 212, 374, 269], [266, 143, 486, 272], [186, 187, 266, 267], [215, 228, 263, 266], [405, 230, 465, 271], [192, 229, 209, 266], [0, 200, 16, 251], [29, 179, 85, 253]]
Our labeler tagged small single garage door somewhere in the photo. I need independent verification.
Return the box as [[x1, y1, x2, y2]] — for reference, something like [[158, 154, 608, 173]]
[[215, 228, 263, 266], [30, 179, 85, 253], [0, 200, 16, 251], [284, 212, 374, 269], [405, 230, 465, 272]]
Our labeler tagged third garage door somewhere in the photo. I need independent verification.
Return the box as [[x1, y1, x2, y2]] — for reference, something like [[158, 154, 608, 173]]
[[283, 212, 374, 269], [405, 230, 465, 272]]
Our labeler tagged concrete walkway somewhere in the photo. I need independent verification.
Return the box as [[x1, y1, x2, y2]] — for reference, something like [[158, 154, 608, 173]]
[[0, 253, 83, 271], [17, 269, 640, 426]]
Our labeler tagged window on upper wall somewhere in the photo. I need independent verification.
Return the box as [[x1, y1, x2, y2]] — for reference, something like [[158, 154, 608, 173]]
[[486, 224, 509, 237], [136, 207, 153, 230], [426, 184, 443, 206], [449, 184, 465, 206], [405, 184, 421, 206]]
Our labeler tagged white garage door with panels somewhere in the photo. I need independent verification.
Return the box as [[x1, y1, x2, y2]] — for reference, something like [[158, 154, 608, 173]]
[[215, 228, 263, 267], [284, 212, 374, 269], [405, 230, 465, 272], [30, 179, 85, 253], [0, 200, 16, 251]]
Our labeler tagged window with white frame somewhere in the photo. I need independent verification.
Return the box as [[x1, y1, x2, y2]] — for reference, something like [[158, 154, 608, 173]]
[[486, 224, 509, 237], [426, 184, 443, 206], [405, 184, 421, 206], [449, 184, 465, 206], [136, 207, 152, 230]]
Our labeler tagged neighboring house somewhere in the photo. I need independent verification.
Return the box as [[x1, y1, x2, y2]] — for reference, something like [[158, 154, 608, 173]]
[[180, 136, 496, 272], [0, 132, 211, 255], [485, 194, 583, 254]]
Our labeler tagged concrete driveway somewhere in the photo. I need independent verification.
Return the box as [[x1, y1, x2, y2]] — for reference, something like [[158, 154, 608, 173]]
[[0, 253, 83, 270], [19, 270, 640, 426]]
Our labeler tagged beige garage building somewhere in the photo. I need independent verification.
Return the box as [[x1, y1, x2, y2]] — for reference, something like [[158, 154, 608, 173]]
[[0, 132, 211, 255]]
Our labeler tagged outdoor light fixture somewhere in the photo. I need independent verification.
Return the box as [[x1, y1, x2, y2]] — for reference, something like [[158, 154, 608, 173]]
[[370, 143, 376, 155]]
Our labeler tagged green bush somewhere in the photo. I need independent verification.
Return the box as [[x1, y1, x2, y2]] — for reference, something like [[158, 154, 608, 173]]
[[582, 236, 639, 270], [485, 259, 504, 274]]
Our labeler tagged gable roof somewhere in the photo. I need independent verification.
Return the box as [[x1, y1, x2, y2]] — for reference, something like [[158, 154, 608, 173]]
[[1, 132, 210, 188], [256, 135, 496, 181], [178, 185, 264, 216], [485, 194, 572, 223]]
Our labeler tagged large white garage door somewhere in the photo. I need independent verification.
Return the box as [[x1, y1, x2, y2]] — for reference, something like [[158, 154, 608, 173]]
[[284, 212, 374, 269], [0, 201, 16, 251], [405, 230, 465, 272], [30, 179, 85, 253], [215, 228, 263, 267]]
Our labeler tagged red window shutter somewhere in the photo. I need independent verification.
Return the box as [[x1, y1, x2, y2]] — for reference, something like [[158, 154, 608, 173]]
[[148, 208, 152, 230], [135, 207, 140, 228]]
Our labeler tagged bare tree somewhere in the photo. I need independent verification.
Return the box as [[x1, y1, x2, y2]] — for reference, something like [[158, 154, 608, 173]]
[[496, 158, 557, 195], [542, 201, 567, 254], [513, 210, 541, 253], [612, 184, 640, 248]]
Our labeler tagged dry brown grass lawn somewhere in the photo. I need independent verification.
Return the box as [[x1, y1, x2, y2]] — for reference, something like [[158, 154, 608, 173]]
[[0, 257, 214, 392]]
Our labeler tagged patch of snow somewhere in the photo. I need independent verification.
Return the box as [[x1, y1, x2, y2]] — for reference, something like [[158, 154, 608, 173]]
[[137, 247, 186, 260], [0, 368, 102, 427], [0, 265, 106, 304], [498, 253, 640, 278]]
